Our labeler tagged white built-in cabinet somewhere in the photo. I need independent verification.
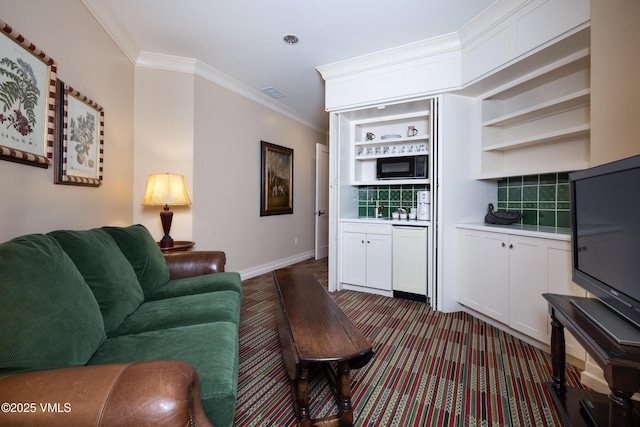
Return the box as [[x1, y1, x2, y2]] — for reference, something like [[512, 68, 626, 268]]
[[320, 0, 591, 310], [456, 228, 510, 323], [477, 44, 591, 178], [351, 112, 430, 186], [340, 222, 392, 294], [456, 227, 586, 360], [331, 96, 494, 310]]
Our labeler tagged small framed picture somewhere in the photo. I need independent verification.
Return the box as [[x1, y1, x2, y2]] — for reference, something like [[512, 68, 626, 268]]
[[54, 81, 104, 186], [0, 19, 57, 168], [260, 140, 293, 216]]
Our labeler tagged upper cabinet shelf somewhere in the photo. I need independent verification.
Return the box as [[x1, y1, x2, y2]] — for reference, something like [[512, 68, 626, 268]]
[[478, 50, 591, 178], [347, 108, 432, 185], [483, 89, 590, 128], [355, 135, 429, 147], [483, 124, 590, 152]]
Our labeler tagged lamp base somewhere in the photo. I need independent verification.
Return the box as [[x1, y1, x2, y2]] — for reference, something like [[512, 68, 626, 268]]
[[159, 235, 174, 248], [159, 206, 174, 248]]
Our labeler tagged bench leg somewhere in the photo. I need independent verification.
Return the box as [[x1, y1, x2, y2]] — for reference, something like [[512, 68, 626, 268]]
[[294, 364, 312, 427], [336, 361, 354, 427]]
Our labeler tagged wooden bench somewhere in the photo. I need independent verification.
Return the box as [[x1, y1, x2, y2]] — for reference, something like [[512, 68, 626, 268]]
[[272, 267, 374, 427]]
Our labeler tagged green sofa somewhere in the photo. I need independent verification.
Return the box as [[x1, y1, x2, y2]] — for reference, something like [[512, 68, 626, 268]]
[[0, 224, 242, 427]]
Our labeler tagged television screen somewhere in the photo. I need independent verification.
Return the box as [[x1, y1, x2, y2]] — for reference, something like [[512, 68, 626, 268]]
[[570, 154, 640, 328]]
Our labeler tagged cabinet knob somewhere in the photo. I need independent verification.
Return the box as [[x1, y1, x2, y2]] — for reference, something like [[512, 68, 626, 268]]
[[361, 240, 365, 244], [509, 244, 513, 249], [502, 242, 506, 247], [367, 240, 371, 244]]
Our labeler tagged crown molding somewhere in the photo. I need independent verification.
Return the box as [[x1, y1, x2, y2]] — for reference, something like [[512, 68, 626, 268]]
[[457, 0, 530, 47], [136, 52, 326, 134], [81, 0, 139, 64], [81, 0, 325, 133], [316, 33, 461, 80], [316, 0, 539, 81]]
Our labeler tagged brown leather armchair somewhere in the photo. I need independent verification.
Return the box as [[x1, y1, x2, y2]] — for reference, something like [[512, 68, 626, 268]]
[[0, 360, 213, 427]]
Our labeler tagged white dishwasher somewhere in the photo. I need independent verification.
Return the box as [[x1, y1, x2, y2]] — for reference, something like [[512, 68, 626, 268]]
[[392, 226, 428, 299]]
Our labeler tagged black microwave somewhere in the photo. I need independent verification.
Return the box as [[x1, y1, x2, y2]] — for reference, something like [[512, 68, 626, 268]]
[[377, 155, 427, 180]]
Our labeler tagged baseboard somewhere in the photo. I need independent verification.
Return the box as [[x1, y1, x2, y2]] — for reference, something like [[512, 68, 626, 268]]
[[580, 359, 610, 394], [238, 251, 315, 280], [457, 306, 586, 370]]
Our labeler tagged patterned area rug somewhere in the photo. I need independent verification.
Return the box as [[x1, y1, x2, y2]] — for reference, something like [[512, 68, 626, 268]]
[[234, 258, 585, 426]]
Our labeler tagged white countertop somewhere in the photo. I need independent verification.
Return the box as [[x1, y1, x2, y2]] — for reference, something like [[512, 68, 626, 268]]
[[341, 217, 430, 227], [456, 222, 571, 241]]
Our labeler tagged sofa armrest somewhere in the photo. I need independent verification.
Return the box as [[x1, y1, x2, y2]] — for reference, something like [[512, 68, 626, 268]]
[[0, 360, 213, 427], [164, 251, 226, 279]]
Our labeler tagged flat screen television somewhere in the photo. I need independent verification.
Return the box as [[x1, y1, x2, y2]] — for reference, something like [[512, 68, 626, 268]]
[[569, 154, 640, 342]]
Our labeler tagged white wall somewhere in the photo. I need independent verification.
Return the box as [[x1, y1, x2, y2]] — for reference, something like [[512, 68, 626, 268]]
[[192, 76, 325, 274], [0, 0, 134, 242], [590, 0, 640, 165], [132, 67, 194, 242], [132, 68, 326, 274]]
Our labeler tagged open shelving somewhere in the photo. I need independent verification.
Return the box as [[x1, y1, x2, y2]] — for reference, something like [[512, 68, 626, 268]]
[[350, 111, 431, 185], [478, 50, 591, 178]]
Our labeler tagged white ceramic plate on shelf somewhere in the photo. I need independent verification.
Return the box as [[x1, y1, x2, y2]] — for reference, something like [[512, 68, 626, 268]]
[[381, 134, 401, 139]]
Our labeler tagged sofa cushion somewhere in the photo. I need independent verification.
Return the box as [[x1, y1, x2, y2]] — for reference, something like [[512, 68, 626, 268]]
[[49, 228, 145, 334], [89, 322, 239, 427], [0, 234, 106, 375], [108, 290, 241, 338], [146, 271, 242, 301], [102, 224, 170, 296]]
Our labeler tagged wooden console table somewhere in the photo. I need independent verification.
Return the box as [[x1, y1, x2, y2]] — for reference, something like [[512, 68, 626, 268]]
[[543, 293, 640, 427], [272, 267, 374, 427]]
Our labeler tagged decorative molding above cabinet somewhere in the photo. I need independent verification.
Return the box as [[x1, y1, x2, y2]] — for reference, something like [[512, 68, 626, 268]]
[[318, 0, 591, 114]]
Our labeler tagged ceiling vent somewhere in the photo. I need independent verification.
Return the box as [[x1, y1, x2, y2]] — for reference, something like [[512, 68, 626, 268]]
[[261, 87, 286, 99]]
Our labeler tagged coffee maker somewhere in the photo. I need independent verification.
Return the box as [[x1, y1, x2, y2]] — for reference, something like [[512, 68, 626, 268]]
[[417, 190, 430, 220]]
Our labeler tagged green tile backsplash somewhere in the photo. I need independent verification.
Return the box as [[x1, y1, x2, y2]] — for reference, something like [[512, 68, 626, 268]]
[[497, 173, 570, 228], [357, 175, 570, 227], [358, 184, 429, 218]]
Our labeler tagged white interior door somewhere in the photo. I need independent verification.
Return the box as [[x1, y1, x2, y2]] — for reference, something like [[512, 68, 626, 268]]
[[315, 143, 329, 259]]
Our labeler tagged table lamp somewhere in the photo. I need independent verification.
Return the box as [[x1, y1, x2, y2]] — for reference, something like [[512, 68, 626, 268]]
[[141, 173, 192, 248]]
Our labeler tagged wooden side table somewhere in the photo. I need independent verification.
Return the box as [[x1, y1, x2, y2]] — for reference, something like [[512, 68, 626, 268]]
[[158, 241, 195, 252], [543, 293, 640, 427]]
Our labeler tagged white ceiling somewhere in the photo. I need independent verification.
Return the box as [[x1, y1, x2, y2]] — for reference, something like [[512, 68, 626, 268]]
[[83, 0, 496, 131]]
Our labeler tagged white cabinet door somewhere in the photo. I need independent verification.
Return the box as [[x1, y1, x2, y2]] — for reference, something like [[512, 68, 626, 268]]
[[457, 229, 510, 323], [393, 226, 427, 295], [366, 233, 392, 291], [508, 235, 549, 342], [545, 240, 586, 361], [341, 232, 367, 287], [341, 224, 392, 292], [457, 228, 586, 361], [509, 236, 586, 360]]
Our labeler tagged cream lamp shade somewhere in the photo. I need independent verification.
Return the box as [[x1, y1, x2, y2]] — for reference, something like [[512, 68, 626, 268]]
[[141, 173, 192, 207], [141, 173, 191, 248]]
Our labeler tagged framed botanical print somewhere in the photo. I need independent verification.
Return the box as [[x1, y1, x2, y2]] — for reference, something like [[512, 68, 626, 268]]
[[0, 19, 57, 168], [54, 81, 104, 186], [260, 140, 293, 216]]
